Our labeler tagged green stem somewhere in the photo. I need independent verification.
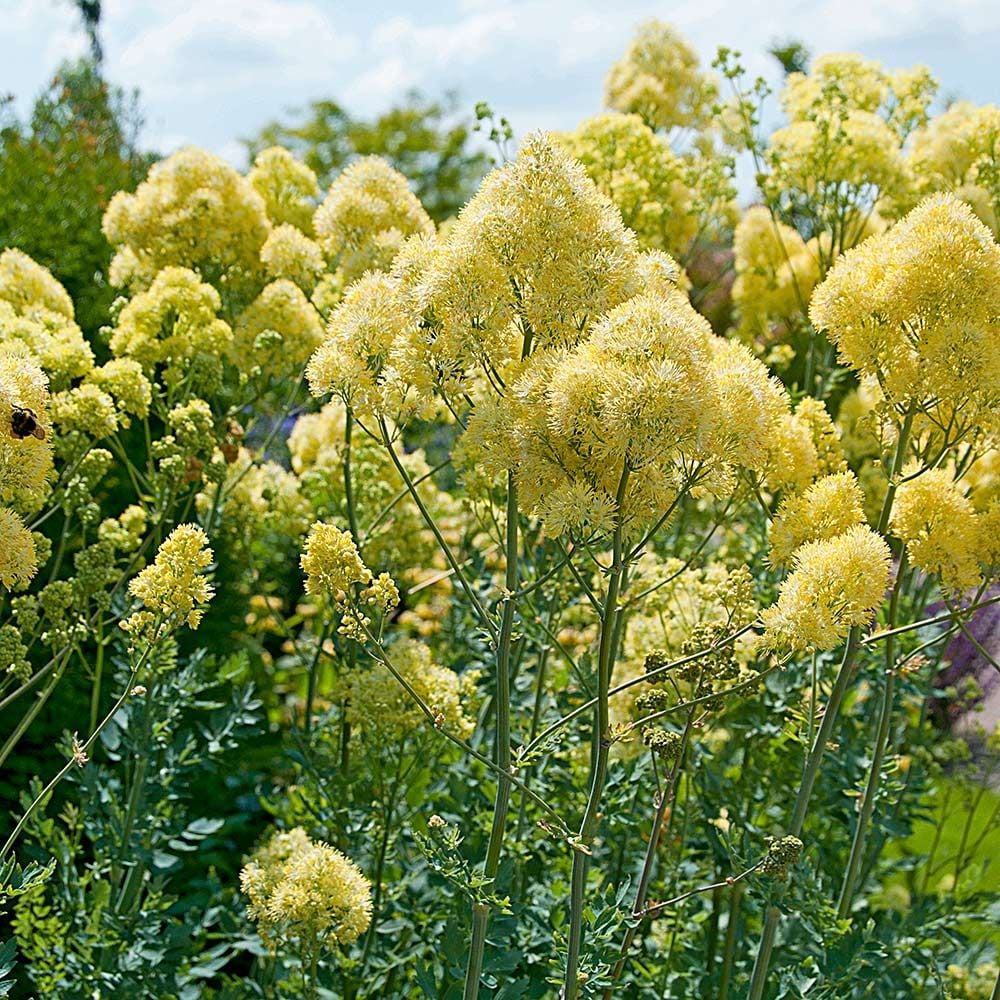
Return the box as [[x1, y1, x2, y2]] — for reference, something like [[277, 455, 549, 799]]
[[718, 884, 742, 1000], [748, 631, 861, 1000], [2, 643, 151, 857], [463, 472, 519, 1000], [378, 417, 497, 640], [0, 654, 69, 771], [747, 406, 913, 999], [89, 624, 105, 735], [563, 466, 630, 1000], [837, 550, 909, 918], [604, 697, 700, 996], [343, 408, 360, 543]]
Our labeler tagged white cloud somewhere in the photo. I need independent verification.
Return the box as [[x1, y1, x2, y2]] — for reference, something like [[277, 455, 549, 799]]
[[112, 0, 359, 97]]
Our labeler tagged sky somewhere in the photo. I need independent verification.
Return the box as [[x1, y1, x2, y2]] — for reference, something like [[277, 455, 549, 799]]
[[5, 0, 1000, 167]]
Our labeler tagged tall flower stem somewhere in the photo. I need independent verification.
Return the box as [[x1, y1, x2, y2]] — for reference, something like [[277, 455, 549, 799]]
[[747, 407, 914, 999], [2, 636, 156, 858], [837, 549, 909, 918], [563, 465, 630, 1000], [463, 472, 519, 1000]]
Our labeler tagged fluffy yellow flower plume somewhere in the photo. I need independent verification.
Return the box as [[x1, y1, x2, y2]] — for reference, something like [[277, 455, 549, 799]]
[[0, 248, 74, 319], [459, 273, 805, 536], [604, 20, 717, 131], [341, 639, 476, 743], [424, 134, 639, 351], [761, 525, 891, 651], [234, 279, 324, 372], [0, 507, 37, 590], [259, 224, 325, 291], [732, 206, 816, 339], [314, 156, 433, 289], [708, 339, 790, 473], [247, 146, 320, 233], [906, 102, 1000, 233], [769, 472, 867, 568], [300, 522, 371, 601], [0, 351, 54, 513], [558, 113, 700, 257], [765, 112, 907, 207], [109, 267, 233, 383], [810, 193, 1000, 426], [240, 827, 372, 952], [0, 249, 94, 388], [102, 147, 271, 289], [85, 359, 152, 421], [125, 524, 214, 632], [306, 269, 419, 417], [891, 469, 983, 593], [780, 53, 936, 132]]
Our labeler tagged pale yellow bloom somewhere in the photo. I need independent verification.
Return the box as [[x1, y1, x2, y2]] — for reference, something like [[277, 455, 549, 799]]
[[314, 156, 433, 288], [810, 194, 1000, 426], [240, 827, 372, 952], [769, 472, 867, 568], [247, 146, 320, 233], [235, 279, 324, 373], [340, 638, 476, 743], [125, 524, 214, 632], [0, 351, 54, 512], [762, 525, 891, 651], [604, 20, 718, 131], [891, 468, 982, 593], [0, 507, 37, 590], [103, 147, 271, 290]]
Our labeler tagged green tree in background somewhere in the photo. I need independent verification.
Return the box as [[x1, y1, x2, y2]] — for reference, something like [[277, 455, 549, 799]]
[[769, 38, 811, 76], [0, 60, 152, 336], [246, 91, 491, 222]]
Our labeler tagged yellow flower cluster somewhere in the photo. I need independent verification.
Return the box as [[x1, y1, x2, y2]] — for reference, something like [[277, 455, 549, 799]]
[[810, 194, 1000, 427], [890, 469, 983, 593], [0, 250, 93, 388], [301, 521, 371, 602], [559, 113, 702, 257], [301, 521, 399, 639], [109, 266, 233, 385], [0, 351, 54, 512], [314, 156, 434, 289], [124, 524, 214, 634], [234, 279, 324, 372], [944, 962, 1000, 1000], [424, 134, 639, 354], [763, 54, 936, 237], [50, 383, 118, 440], [306, 269, 421, 418], [764, 397, 847, 495], [259, 223, 326, 291], [201, 448, 312, 545], [340, 639, 476, 744], [731, 206, 819, 340], [461, 282, 790, 535], [240, 827, 372, 952], [0, 507, 37, 590], [247, 146, 320, 232], [780, 54, 935, 137], [85, 359, 152, 422], [103, 147, 271, 290], [768, 472, 866, 568], [905, 102, 1000, 233], [0, 247, 74, 318], [309, 135, 644, 411], [761, 525, 891, 651], [289, 402, 452, 582], [604, 20, 718, 132]]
